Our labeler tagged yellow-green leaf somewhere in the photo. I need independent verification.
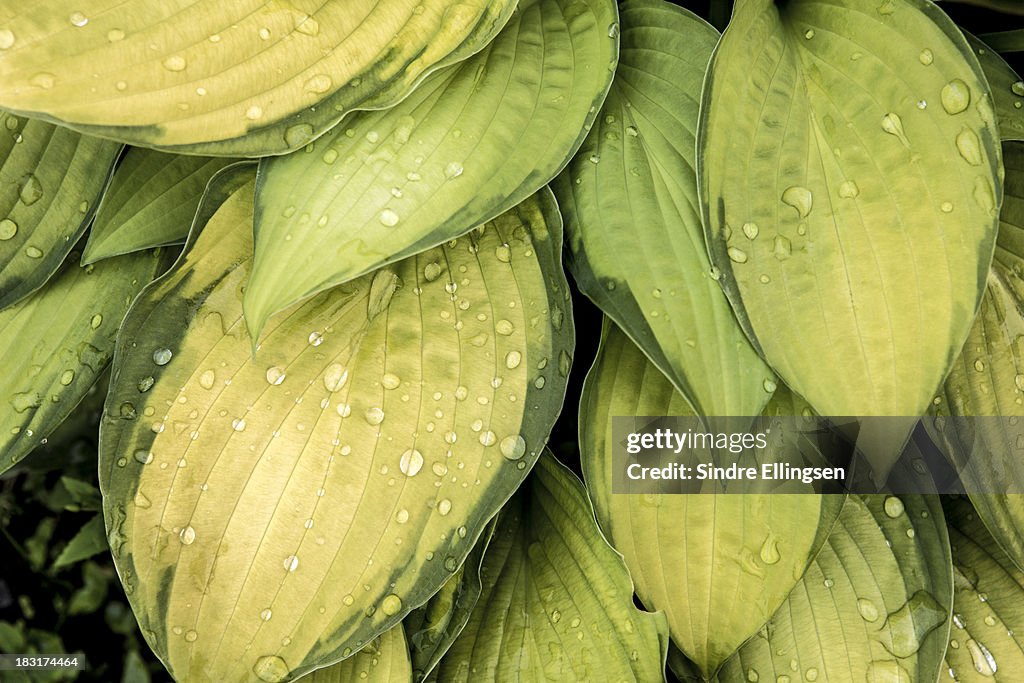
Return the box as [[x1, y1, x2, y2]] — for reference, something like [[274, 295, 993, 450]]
[[717, 494, 952, 683], [308, 625, 411, 683], [699, 0, 1000, 456], [580, 321, 844, 677], [0, 244, 170, 475], [82, 150, 241, 264], [968, 33, 1024, 142], [944, 495, 1024, 681], [99, 177, 573, 682], [435, 453, 669, 682], [550, 0, 773, 420], [0, 111, 120, 309], [925, 141, 1024, 573], [0, 0, 517, 156], [245, 0, 618, 340]]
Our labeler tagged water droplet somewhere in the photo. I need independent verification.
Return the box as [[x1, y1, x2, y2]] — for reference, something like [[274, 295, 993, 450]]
[[479, 431, 497, 446], [25, 246, 42, 259], [89, 313, 103, 329], [505, 351, 522, 369], [381, 594, 402, 616], [444, 162, 464, 179], [881, 113, 910, 147], [253, 655, 290, 682], [884, 590, 946, 657], [781, 186, 813, 217], [956, 128, 983, 166], [919, 49, 933, 65], [323, 363, 349, 392], [0, 219, 16, 240], [378, 209, 399, 227], [400, 449, 424, 476], [260, 608, 273, 622], [973, 176, 996, 215], [365, 407, 385, 425], [284, 124, 314, 148], [232, 418, 247, 432], [884, 496, 904, 517], [747, 670, 759, 682], [179, 526, 196, 545], [495, 319, 514, 335], [162, 55, 187, 72], [308, 331, 323, 346], [759, 534, 781, 564], [0, 29, 13, 49], [30, 72, 55, 89], [838, 180, 860, 199], [966, 638, 997, 676], [69, 11, 88, 26], [266, 366, 286, 386], [607, 22, 619, 38], [19, 174, 42, 206], [283, 555, 299, 572], [153, 348, 172, 365], [728, 247, 749, 263], [138, 376, 154, 392], [59, 369, 75, 386], [941, 79, 971, 115], [106, 28, 125, 42], [742, 222, 759, 239], [941, 201, 954, 213], [499, 434, 526, 460], [858, 598, 880, 622], [763, 378, 777, 393], [804, 29, 815, 39], [438, 499, 452, 516], [245, 105, 264, 121], [974, 358, 986, 372], [133, 449, 153, 465]]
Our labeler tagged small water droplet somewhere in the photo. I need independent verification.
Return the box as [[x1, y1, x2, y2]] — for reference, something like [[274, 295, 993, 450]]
[[378, 209, 399, 227], [742, 222, 759, 239], [858, 598, 880, 622], [25, 246, 43, 259], [759, 534, 781, 564], [245, 105, 264, 121], [838, 180, 860, 199], [607, 22, 619, 38], [495, 319, 514, 335], [59, 369, 75, 386], [323, 363, 349, 392], [881, 113, 910, 147], [152, 348, 172, 365], [781, 186, 813, 217], [763, 378, 777, 393], [973, 176, 996, 215], [804, 29, 815, 39], [283, 555, 299, 572], [30, 72, 56, 89], [284, 124, 314, 148], [956, 128, 983, 166], [919, 49, 933, 65], [69, 11, 88, 26], [727, 247, 748, 263], [400, 449, 424, 476], [773, 235, 792, 260], [0, 218, 16, 240], [884, 496, 905, 517], [941, 79, 971, 115], [133, 449, 153, 465], [0, 29, 14, 49], [179, 526, 196, 545], [365, 406, 385, 425], [162, 55, 187, 72], [266, 366, 286, 386], [19, 174, 42, 206], [232, 418, 246, 432], [941, 201, 954, 213], [444, 161, 464, 179]]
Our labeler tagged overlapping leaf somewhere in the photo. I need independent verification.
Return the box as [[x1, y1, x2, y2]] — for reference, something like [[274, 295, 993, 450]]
[[968, 34, 1024, 141], [0, 0, 517, 156], [944, 496, 1024, 680], [0, 111, 120, 309], [435, 454, 669, 682], [717, 494, 951, 683], [925, 141, 1024, 573], [99, 175, 573, 682], [699, 0, 1001, 466], [580, 321, 844, 677], [0, 244, 170, 475], [246, 0, 618, 340], [83, 150, 241, 264], [550, 0, 774, 420]]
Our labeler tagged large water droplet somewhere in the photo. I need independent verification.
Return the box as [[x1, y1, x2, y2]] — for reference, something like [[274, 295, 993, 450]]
[[966, 638, 998, 676], [400, 448, 424, 476], [153, 348, 172, 365], [858, 597, 880, 622], [941, 80, 971, 115], [253, 655, 290, 683], [323, 363, 348, 392], [742, 222, 759, 239], [365, 406, 385, 425], [266, 366, 286, 386], [179, 525, 196, 545], [956, 128, 983, 166], [499, 434, 526, 460], [883, 496, 904, 518], [0, 219, 17, 240], [781, 186, 813, 217], [919, 49, 933, 66], [883, 590, 946, 657], [381, 594, 403, 616]]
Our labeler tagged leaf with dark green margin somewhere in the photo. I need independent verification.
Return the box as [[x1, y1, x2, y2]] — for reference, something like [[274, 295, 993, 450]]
[[0, 0, 517, 156], [246, 0, 618, 341], [99, 177, 572, 682], [925, 141, 1024, 573], [307, 625, 412, 682], [550, 0, 774, 421], [979, 29, 1024, 51], [699, 0, 1001, 473], [579, 321, 844, 677], [0, 111, 120, 309], [404, 519, 495, 682], [82, 150, 242, 264], [967, 33, 1024, 142], [717, 494, 951, 683], [435, 453, 669, 682], [53, 514, 108, 570], [0, 243, 171, 475], [944, 495, 1024, 680]]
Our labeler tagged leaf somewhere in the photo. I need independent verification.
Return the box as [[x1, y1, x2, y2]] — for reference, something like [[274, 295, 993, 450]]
[[550, 0, 773, 420], [944, 495, 1024, 680], [307, 625, 411, 683], [579, 321, 844, 677], [978, 29, 1024, 51], [716, 494, 952, 683], [967, 33, 1024, 142], [404, 519, 495, 681], [698, 0, 1001, 460], [98, 176, 573, 682], [245, 0, 618, 340], [53, 514, 108, 570], [435, 453, 669, 682], [0, 242, 170, 475], [82, 150, 242, 264], [0, 0, 518, 156], [0, 111, 120, 309], [923, 141, 1024, 573]]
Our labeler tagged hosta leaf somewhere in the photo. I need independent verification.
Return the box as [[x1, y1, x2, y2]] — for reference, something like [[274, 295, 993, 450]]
[[0, 111, 120, 309], [0, 0, 517, 156], [699, 0, 1000, 455], [99, 177, 573, 682], [52, 514, 108, 570], [978, 29, 1024, 51], [717, 494, 952, 683], [967, 34, 1024, 142], [550, 0, 773, 420], [925, 141, 1024, 572], [435, 454, 669, 682], [246, 0, 618, 340], [579, 321, 844, 677], [82, 150, 241, 265], [308, 625, 411, 683], [944, 496, 1024, 681], [0, 244, 169, 475], [404, 519, 494, 682]]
